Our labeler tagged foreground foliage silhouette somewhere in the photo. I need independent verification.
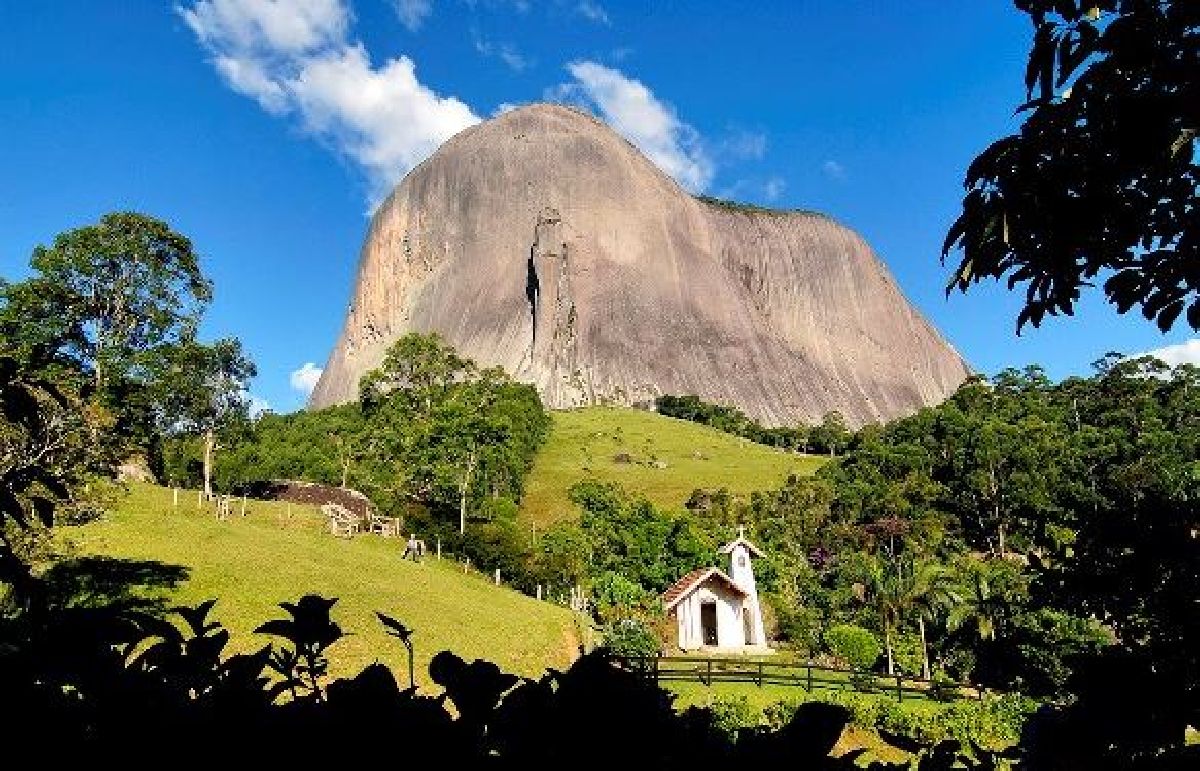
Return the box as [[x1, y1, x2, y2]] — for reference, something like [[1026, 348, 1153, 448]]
[[1, 593, 1025, 768]]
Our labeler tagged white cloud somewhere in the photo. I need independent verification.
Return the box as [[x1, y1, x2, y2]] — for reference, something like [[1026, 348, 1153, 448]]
[[554, 61, 713, 192], [472, 32, 530, 72], [720, 129, 767, 161], [577, 0, 609, 25], [290, 362, 324, 395], [821, 159, 846, 180], [1131, 338, 1200, 367], [763, 176, 785, 201], [393, 0, 432, 31], [181, 0, 349, 54], [181, 0, 480, 203], [247, 393, 273, 417]]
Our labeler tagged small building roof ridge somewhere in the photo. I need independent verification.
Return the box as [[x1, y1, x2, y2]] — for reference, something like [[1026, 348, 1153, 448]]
[[661, 566, 747, 612]]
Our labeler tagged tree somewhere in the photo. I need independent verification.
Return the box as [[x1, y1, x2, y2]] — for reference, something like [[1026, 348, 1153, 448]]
[[907, 561, 960, 681], [359, 332, 470, 416], [0, 212, 212, 447], [0, 350, 102, 611], [160, 339, 256, 498], [810, 411, 850, 456], [945, 1, 1199, 332], [945, 558, 1028, 647]]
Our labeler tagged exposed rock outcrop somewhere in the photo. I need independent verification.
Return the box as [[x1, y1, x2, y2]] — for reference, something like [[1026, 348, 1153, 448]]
[[309, 104, 970, 426]]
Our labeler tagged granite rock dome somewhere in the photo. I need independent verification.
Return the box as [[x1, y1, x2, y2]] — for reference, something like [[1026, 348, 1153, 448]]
[[309, 103, 969, 426]]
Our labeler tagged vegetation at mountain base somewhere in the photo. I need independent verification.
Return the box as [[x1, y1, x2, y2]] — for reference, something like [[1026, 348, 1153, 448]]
[[946, 1, 1199, 331], [163, 332, 550, 544], [656, 393, 852, 454], [521, 406, 824, 526]]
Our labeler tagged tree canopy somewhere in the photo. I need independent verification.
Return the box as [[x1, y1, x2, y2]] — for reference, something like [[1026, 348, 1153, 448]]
[[945, 1, 1199, 331]]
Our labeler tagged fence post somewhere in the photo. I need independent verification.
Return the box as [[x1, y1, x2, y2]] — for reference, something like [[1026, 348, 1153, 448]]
[[536, 584, 543, 601], [196, 489, 202, 509], [806, 665, 813, 692], [896, 674, 903, 702], [173, 487, 179, 508], [494, 568, 501, 586], [706, 659, 713, 687], [240, 494, 247, 517], [757, 661, 763, 687], [436, 538, 442, 560]]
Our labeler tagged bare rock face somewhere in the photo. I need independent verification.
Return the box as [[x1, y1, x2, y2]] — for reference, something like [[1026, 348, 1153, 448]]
[[309, 104, 970, 426]]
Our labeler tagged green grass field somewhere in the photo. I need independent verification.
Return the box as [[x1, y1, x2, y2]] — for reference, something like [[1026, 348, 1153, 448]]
[[521, 407, 826, 525], [55, 483, 580, 688]]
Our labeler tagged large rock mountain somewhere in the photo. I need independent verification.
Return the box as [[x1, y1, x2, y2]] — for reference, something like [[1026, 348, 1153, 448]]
[[309, 104, 969, 426]]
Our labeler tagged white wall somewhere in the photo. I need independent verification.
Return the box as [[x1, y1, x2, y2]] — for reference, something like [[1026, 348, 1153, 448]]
[[673, 582, 746, 650]]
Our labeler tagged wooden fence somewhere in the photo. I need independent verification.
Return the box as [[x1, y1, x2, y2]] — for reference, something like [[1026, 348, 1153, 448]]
[[614, 655, 981, 703]]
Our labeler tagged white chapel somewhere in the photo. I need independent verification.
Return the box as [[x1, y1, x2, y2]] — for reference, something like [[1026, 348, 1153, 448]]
[[661, 527, 771, 653]]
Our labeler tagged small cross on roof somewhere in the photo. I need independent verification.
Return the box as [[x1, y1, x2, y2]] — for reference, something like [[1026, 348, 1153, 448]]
[[719, 526, 764, 557]]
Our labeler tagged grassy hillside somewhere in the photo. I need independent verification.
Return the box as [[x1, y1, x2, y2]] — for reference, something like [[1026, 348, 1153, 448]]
[[521, 407, 826, 525], [56, 483, 579, 688]]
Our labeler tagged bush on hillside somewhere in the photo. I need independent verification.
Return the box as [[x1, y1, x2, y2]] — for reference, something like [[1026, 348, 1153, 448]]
[[601, 618, 661, 658], [824, 624, 881, 671]]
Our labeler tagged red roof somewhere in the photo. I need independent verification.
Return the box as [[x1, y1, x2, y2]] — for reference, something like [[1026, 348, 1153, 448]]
[[661, 567, 747, 612]]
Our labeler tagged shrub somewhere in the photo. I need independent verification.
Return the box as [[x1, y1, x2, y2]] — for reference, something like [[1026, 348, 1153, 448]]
[[706, 694, 760, 739], [824, 624, 881, 671], [928, 672, 961, 702], [766, 692, 1035, 750], [601, 617, 660, 658], [591, 571, 651, 623]]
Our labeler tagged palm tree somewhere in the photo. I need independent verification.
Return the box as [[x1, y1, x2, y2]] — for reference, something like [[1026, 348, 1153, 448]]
[[945, 558, 1022, 645], [908, 562, 960, 680], [865, 556, 905, 676]]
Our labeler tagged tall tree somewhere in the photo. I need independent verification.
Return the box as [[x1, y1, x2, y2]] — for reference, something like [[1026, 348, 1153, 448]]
[[160, 339, 256, 498], [945, 1, 1199, 331], [0, 212, 212, 454]]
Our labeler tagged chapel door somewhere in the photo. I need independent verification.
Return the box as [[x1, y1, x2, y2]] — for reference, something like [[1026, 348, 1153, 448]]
[[700, 602, 718, 646]]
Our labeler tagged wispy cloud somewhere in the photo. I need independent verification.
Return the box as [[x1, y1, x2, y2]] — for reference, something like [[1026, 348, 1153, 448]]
[[180, 0, 480, 204], [821, 159, 847, 181], [1131, 338, 1200, 367], [719, 129, 767, 161], [715, 177, 786, 205], [290, 362, 324, 395], [472, 31, 531, 72], [576, 0, 609, 25], [392, 0, 433, 31], [763, 176, 785, 202], [550, 61, 713, 192]]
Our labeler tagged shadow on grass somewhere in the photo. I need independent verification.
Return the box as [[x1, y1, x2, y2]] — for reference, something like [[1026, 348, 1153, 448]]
[[40, 556, 189, 614]]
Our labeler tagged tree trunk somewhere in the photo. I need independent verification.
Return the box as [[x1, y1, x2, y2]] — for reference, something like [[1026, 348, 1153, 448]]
[[203, 428, 215, 499], [918, 616, 931, 680], [458, 448, 477, 534], [884, 622, 895, 676]]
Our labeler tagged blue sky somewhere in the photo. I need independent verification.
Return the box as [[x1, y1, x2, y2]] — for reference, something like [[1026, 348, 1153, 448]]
[[2, 1, 1196, 414]]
